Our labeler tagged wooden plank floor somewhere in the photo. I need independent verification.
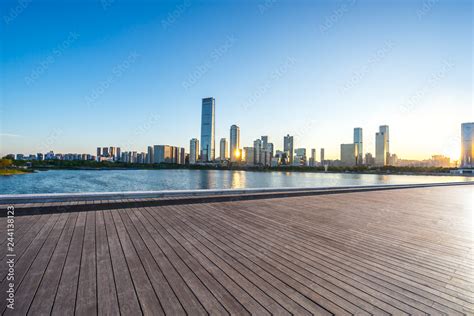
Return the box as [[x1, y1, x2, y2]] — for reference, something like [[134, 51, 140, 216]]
[[1, 185, 473, 315]]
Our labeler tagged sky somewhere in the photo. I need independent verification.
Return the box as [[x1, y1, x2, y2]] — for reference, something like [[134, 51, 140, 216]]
[[0, 0, 472, 160]]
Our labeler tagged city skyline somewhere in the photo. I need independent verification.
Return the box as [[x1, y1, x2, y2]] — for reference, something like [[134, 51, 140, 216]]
[[1, 0, 472, 159]]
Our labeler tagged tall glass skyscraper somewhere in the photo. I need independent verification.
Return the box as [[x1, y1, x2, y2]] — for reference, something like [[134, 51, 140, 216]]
[[230, 124, 240, 161], [353, 127, 363, 165], [375, 125, 389, 166], [283, 134, 294, 164], [200, 97, 215, 161], [461, 122, 474, 168]]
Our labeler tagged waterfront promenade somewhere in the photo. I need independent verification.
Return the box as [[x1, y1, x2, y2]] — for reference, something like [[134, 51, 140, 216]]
[[0, 184, 473, 315]]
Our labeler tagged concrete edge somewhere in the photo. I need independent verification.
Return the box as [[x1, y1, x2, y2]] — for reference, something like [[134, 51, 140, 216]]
[[1, 182, 473, 217], [1, 181, 473, 203]]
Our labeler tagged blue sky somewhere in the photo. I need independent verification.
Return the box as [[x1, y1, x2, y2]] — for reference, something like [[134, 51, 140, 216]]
[[1, 0, 472, 160]]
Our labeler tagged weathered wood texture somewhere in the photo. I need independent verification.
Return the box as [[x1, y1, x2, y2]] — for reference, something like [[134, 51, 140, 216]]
[[0, 185, 473, 315]]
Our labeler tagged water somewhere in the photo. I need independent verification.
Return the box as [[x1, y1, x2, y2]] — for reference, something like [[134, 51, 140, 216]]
[[1, 169, 472, 195]]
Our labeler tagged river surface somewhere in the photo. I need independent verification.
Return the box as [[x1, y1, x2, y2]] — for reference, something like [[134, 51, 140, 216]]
[[1, 169, 472, 195]]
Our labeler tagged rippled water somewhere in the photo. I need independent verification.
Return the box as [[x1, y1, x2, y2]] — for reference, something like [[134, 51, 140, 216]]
[[0, 169, 472, 195]]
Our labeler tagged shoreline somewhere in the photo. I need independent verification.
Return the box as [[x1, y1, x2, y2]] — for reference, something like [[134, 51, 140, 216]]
[[28, 166, 473, 177]]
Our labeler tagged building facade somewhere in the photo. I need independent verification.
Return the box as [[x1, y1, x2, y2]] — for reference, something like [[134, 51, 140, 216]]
[[461, 122, 474, 168], [190, 138, 199, 165], [354, 127, 363, 165], [341, 143, 357, 166], [230, 125, 241, 162], [200, 97, 215, 161], [283, 134, 294, 164], [375, 125, 390, 166], [220, 138, 228, 161]]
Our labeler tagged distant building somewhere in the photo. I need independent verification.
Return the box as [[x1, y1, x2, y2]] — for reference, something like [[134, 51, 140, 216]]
[[284, 134, 294, 164], [220, 138, 228, 161], [37, 153, 44, 161], [230, 125, 241, 162], [294, 148, 307, 166], [179, 148, 185, 165], [341, 143, 357, 166], [190, 138, 199, 165], [320, 148, 325, 164], [375, 125, 389, 166], [354, 127, 363, 165], [116, 147, 121, 161], [102, 147, 109, 157], [147, 146, 153, 164], [109, 147, 116, 159], [365, 153, 375, 166], [253, 139, 262, 164], [97, 147, 101, 157], [200, 97, 215, 161], [154, 145, 172, 163], [243, 147, 255, 165], [309, 148, 316, 166], [461, 122, 474, 168]]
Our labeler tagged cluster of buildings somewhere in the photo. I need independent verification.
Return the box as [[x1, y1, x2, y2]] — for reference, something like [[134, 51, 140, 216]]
[[6, 97, 474, 170]]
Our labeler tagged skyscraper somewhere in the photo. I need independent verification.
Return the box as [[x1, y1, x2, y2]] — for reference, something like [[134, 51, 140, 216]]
[[200, 97, 215, 161], [253, 139, 262, 164], [283, 134, 294, 164], [354, 127, 363, 165], [220, 138, 228, 161], [147, 146, 153, 164], [341, 143, 357, 166], [375, 125, 389, 166], [320, 148, 325, 164], [310, 148, 316, 166], [230, 124, 241, 162], [116, 147, 121, 161], [96, 147, 101, 157], [461, 122, 474, 167], [190, 138, 199, 165]]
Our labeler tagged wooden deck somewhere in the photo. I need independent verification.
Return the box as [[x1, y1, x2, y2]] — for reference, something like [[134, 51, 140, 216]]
[[1, 185, 473, 315]]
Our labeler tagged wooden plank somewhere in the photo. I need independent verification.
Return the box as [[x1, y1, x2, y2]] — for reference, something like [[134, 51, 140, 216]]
[[110, 210, 164, 315], [127, 209, 207, 315], [3, 213, 69, 315], [27, 212, 78, 315], [133, 209, 229, 315], [51, 211, 86, 315], [75, 211, 97, 315], [96, 210, 120, 316], [102, 209, 141, 315], [117, 208, 185, 315]]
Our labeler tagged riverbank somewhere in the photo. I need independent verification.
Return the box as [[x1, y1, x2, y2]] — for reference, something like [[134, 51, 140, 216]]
[[0, 168, 33, 176]]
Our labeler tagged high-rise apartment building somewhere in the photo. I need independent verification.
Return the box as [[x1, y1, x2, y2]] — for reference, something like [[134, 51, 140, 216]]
[[147, 146, 153, 164], [461, 122, 474, 167], [102, 147, 109, 157], [96, 147, 101, 157], [354, 127, 363, 165], [200, 97, 215, 161], [320, 148, 325, 164], [220, 138, 228, 161], [309, 148, 316, 166], [375, 125, 390, 166], [116, 147, 121, 161], [230, 125, 241, 162], [341, 143, 357, 166], [190, 138, 199, 165], [294, 148, 307, 166], [254, 139, 262, 164], [243, 147, 255, 165], [283, 134, 294, 164]]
